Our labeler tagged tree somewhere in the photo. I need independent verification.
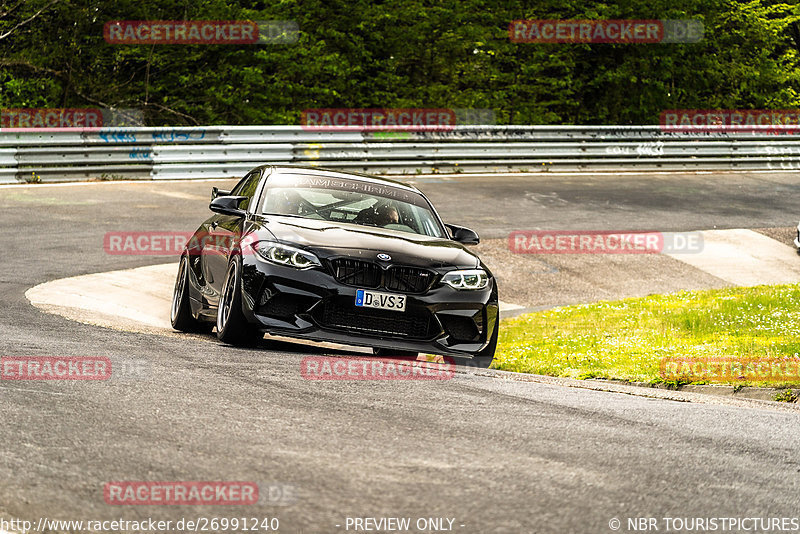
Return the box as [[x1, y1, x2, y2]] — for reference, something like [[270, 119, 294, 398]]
[[1, 0, 798, 125]]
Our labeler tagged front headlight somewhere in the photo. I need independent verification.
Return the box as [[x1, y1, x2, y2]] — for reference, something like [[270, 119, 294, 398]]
[[442, 269, 489, 290], [253, 241, 321, 269]]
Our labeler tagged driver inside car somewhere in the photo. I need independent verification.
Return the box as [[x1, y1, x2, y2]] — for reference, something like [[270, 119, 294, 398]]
[[375, 204, 400, 226], [268, 190, 306, 216]]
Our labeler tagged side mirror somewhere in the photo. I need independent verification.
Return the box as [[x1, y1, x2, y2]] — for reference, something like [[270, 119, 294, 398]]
[[209, 195, 247, 217], [446, 224, 480, 245], [211, 187, 231, 200]]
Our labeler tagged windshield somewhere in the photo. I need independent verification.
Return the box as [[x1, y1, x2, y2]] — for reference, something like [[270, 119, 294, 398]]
[[260, 174, 445, 238]]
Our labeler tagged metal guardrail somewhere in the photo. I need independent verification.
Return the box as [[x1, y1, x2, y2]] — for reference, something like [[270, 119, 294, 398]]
[[2, 125, 800, 183]]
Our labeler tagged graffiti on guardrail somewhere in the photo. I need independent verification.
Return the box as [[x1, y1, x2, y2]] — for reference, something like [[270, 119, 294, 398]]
[[605, 142, 665, 156], [151, 129, 207, 142], [99, 130, 137, 143], [767, 161, 800, 170], [7, 125, 800, 181], [300, 143, 371, 160], [366, 128, 698, 142], [365, 129, 550, 141], [128, 148, 152, 159], [603, 128, 734, 139], [762, 146, 800, 155], [96, 129, 207, 144], [760, 145, 800, 169], [636, 142, 664, 156]]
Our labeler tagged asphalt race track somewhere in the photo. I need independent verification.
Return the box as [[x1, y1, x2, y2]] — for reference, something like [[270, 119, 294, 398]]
[[1, 172, 800, 533]]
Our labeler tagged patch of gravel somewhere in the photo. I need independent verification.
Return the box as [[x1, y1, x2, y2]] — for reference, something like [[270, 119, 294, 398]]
[[752, 226, 796, 248], [472, 238, 728, 309]]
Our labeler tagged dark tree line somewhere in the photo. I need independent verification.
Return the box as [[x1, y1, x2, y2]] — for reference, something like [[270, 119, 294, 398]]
[[1, 0, 798, 126]]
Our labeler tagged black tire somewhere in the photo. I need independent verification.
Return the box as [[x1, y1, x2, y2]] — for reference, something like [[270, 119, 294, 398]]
[[171, 255, 213, 333], [453, 317, 498, 369], [216, 257, 263, 346], [373, 348, 418, 357]]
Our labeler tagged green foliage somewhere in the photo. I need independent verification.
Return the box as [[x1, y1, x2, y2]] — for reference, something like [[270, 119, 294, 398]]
[[1, 0, 799, 125], [774, 388, 798, 402], [495, 284, 800, 387]]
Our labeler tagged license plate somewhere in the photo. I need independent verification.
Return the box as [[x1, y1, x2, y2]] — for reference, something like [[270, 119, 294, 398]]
[[355, 289, 406, 312]]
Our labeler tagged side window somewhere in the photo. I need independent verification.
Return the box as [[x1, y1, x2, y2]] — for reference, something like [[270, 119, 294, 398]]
[[230, 170, 261, 210]]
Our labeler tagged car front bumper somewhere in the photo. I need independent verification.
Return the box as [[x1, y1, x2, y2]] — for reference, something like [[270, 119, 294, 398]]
[[794, 223, 800, 250], [239, 257, 498, 358]]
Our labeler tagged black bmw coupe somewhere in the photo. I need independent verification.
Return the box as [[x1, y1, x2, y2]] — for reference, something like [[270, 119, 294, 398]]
[[170, 165, 498, 367]]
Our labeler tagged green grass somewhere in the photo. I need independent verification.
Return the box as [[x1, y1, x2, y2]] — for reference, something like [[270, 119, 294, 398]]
[[494, 284, 800, 387]]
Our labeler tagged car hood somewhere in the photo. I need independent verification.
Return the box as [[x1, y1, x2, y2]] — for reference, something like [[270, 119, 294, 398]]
[[256, 216, 480, 269]]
